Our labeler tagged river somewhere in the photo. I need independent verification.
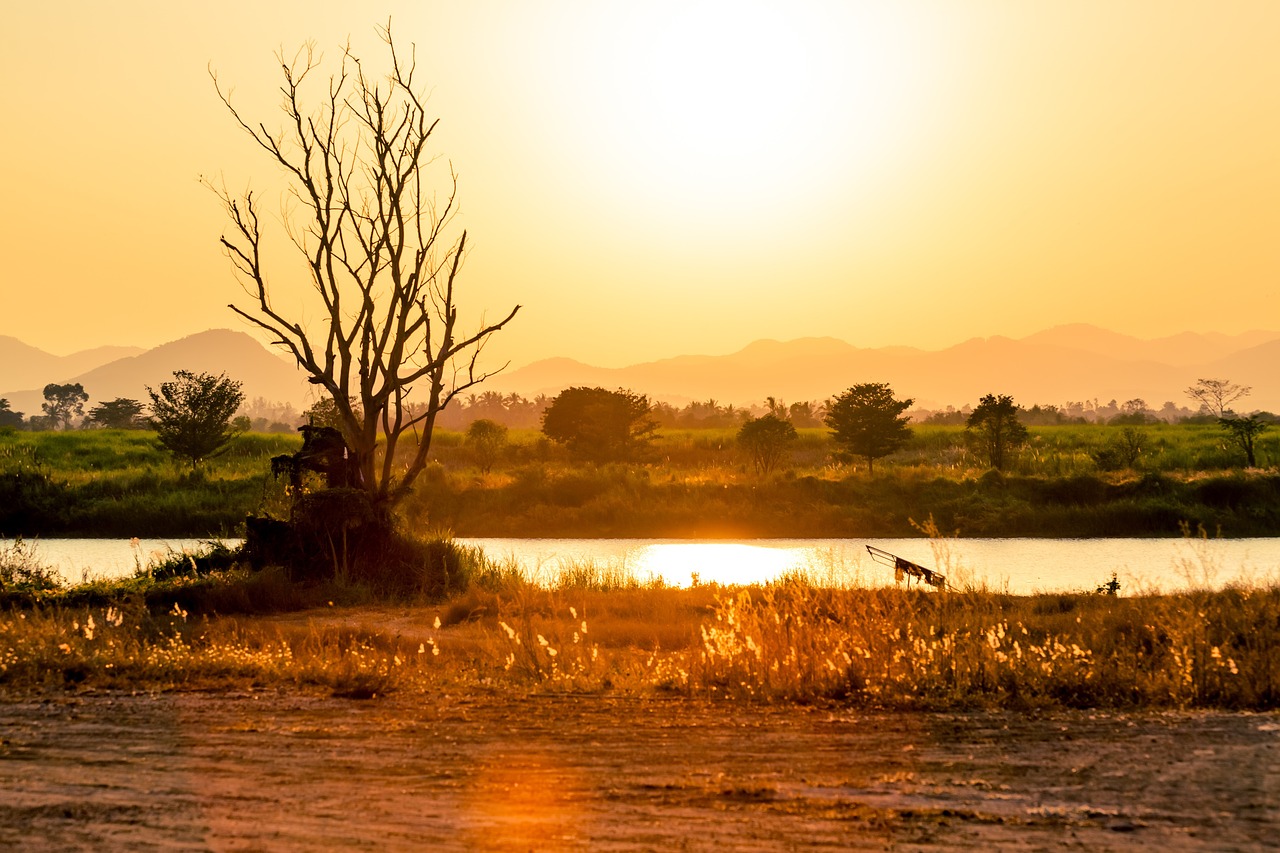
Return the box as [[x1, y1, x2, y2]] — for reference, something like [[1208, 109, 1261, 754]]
[[12, 536, 1280, 595]]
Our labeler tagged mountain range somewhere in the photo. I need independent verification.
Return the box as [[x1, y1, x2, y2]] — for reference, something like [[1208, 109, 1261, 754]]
[[490, 324, 1280, 413], [0, 330, 312, 418], [1, 324, 1277, 417]]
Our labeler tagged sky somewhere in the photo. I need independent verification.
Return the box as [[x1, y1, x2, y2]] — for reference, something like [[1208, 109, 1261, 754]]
[[2, 1, 1277, 370]]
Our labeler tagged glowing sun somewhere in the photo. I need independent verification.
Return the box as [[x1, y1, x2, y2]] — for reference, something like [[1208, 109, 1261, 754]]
[[578, 1, 939, 225]]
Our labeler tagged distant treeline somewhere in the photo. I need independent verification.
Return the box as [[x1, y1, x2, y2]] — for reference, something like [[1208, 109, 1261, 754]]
[[3, 386, 1276, 435], [429, 392, 1276, 431]]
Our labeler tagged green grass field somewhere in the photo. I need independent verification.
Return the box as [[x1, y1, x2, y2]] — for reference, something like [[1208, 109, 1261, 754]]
[[0, 430, 299, 537], [2, 421, 1277, 538]]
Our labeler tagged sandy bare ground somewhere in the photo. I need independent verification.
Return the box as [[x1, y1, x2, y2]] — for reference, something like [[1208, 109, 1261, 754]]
[[0, 690, 1276, 851]]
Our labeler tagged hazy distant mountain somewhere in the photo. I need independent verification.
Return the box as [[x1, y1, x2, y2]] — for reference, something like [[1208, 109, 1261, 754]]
[[492, 325, 1280, 413], [1020, 324, 1279, 368], [0, 336, 144, 391], [0, 329, 311, 416], [3, 324, 1276, 421], [1204, 339, 1280, 404]]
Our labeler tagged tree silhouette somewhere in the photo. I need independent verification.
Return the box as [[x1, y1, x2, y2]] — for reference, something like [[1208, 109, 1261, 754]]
[[824, 383, 914, 473], [210, 23, 518, 510], [41, 383, 88, 430], [86, 398, 146, 429], [541, 387, 656, 460], [0, 399, 24, 429], [1220, 414, 1268, 468], [737, 414, 798, 475], [466, 418, 508, 473], [147, 371, 245, 468], [1186, 378, 1251, 418], [966, 394, 1029, 470]]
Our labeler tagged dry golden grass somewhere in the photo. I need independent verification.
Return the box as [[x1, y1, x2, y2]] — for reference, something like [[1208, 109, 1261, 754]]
[[3, 571, 1277, 709]]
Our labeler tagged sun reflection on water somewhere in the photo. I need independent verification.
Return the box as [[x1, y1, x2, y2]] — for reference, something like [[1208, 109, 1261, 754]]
[[459, 537, 1280, 594], [631, 543, 834, 587]]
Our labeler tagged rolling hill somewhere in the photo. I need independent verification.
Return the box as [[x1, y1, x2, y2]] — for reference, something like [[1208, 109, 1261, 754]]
[[0, 336, 144, 392], [0, 330, 312, 417]]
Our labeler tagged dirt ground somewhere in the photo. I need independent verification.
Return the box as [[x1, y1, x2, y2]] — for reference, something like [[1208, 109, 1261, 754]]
[[0, 690, 1276, 851]]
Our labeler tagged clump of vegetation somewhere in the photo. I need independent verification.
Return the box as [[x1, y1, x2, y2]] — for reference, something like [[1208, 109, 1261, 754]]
[[0, 598, 423, 696], [661, 581, 1279, 708], [0, 538, 61, 594], [247, 491, 477, 595]]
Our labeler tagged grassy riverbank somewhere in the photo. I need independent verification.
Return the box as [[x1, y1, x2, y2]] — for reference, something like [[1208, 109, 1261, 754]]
[[2, 551, 1277, 710], [2, 425, 1278, 538]]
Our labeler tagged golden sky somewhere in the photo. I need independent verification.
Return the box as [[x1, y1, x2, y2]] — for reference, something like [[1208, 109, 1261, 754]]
[[2, 1, 1277, 369]]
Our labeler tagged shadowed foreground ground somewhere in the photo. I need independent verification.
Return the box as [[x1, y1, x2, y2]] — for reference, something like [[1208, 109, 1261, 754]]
[[1, 692, 1276, 850]]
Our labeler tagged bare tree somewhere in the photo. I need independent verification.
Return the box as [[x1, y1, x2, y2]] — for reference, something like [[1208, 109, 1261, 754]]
[[1186, 378, 1251, 418], [210, 23, 519, 511]]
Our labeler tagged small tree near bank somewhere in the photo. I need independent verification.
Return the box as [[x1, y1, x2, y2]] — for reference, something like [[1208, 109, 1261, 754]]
[[147, 371, 245, 468], [466, 418, 508, 473], [541, 387, 657, 461], [1220, 414, 1268, 468], [211, 24, 518, 513], [41, 383, 88, 430], [966, 394, 1029, 471], [824, 383, 914, 473], [86, 398, 146, 429], [737, 414, 797, 475], [1091, 426, 1145, 471]]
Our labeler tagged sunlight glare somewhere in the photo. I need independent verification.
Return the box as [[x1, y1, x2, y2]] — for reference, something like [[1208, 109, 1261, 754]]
[[633, 543, 806, 587], [582, 1, 940, 226]]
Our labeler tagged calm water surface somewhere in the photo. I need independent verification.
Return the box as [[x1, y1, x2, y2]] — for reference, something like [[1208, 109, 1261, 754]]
[[461, 537, 1279, 594], [18, 536, 1280, 595], [12, 539, 239, 584]]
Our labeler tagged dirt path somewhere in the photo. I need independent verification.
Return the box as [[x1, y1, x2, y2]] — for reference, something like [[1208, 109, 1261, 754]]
[[1, 691, 1276, 851]]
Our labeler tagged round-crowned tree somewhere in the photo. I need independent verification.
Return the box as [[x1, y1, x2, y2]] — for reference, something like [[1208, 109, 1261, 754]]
[[466, 418, 509, 473], [541, 387, 657, 461], [737, 413, 798, 475], [147, 371, 245, 468], [824, 383, 914, 473]]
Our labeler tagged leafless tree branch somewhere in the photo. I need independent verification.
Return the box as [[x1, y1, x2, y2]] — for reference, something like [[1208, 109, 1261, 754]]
[[210, 24, 520, 509]]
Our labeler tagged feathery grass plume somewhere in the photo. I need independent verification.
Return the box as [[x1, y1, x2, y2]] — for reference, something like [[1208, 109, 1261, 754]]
[[0, 537, 61, 593]]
